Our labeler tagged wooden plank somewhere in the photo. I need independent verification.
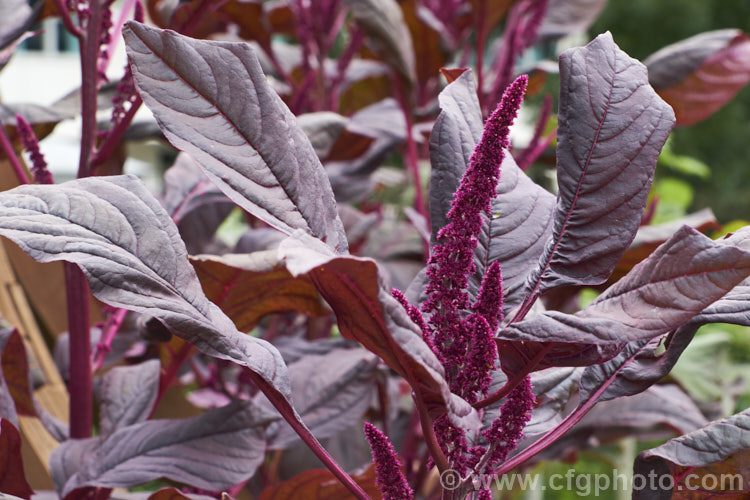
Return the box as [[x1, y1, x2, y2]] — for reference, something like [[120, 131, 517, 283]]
[[0, 238, 67, 485]]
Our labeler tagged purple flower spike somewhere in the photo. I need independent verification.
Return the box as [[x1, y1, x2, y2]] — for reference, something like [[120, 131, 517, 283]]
[[456, 313, 497, 403], [15, 115, 53, 185], [478, 489, 493, 500], [391, 288, 439, 359], [363, 422, 414, 500], [422, 74, 527, 367], [433, 415, 470, 473], [472, 260, 504, 334], [482, 375, 535, 467]]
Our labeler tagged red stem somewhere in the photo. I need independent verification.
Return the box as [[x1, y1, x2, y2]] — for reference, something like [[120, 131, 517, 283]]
[[62, 2, 103, 439], [485, 347, 644, 479], [93, 95, 143, 167], [64, 263, 92, 438], [393, 78, 428, 225], [515, 94, 554, 170], [91, 307, 128, 372], [327, 27, 363, 111], [77, 0, 103, 179], [154, 341, 195, 411], [247, 370, 371, 500], [473, 344, 550, 410], [414, 391, 449, 473], [53, 0, 84, 38], [0, 124, 30, 185], [475, 0, 488, 113]]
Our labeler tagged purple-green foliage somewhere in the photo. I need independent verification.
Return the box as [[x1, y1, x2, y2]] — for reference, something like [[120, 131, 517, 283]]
[[1, 1, 750, 499]]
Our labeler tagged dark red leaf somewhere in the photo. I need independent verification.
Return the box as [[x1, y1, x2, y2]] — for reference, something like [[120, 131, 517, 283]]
[[0, 418, 34, 499], [191, 252, 328, 333], [646, 30, 750, 127], [0, 328, 36, 417]]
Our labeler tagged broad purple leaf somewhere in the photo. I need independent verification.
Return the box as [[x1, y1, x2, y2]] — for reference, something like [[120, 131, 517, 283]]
[[0, 103, 73, 127], [272, 337, 354, 365], [579, 384, 707, 434], [0, 175, 290, 398], [538, 0, 608, 39], [342, 0, 416, 86], [123, 22, 348, 253], [524, 367, 582, 437], [0, 327, 37, 425], [58, 401, 273, 495], [327, 99, 406, 202], [190, 252, 327, 333], [162, 153, 234, 254], [297, 112, 349, 160], [50, 437, 102, 493], [0, 0, 38, 50], [0, 103, 73, 145], [610, 208, 720, 283], [578, 340, 648, 405], [402, 0, 451, 86], [598, 326, 698, 401], [524, 32, 675, 299], [97, 359, 160, 437], [428, 69, 555, 314], [280, 232, 480, 431], [483, 157, 556, 315], [504, 226, 750, 349], [693, 227, 750, 326], [696, 279, 750, 327], [534, 385, 707, 464], [645, 29, 750, 127], [634, 408, 750, 499], [259, 348, 379, 449]]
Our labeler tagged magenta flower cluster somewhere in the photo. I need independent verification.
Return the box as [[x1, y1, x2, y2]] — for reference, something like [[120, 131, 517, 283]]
[[16, 115, 53, 185], [363, 422, 414, 500], [389, 74, 536, 489]]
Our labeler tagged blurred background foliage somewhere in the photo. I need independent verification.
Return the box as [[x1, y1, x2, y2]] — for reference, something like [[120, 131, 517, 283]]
[[593, 0, 750, 224]]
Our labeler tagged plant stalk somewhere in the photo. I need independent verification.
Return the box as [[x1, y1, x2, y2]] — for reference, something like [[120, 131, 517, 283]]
[[248, 370, 371, 500], [91, 307, 128, 371], [414, 391, 450, 473], [77, 0, 103, 179], [486, 346, 644, 479], [394, 78, 428, 226], [52, 0, 84, 38], [64, 263, 92, 438], [474, 344, 551, 409]]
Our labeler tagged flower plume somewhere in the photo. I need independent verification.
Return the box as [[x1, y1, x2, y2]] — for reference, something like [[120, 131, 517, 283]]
[[363, 422, 413, 500]]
